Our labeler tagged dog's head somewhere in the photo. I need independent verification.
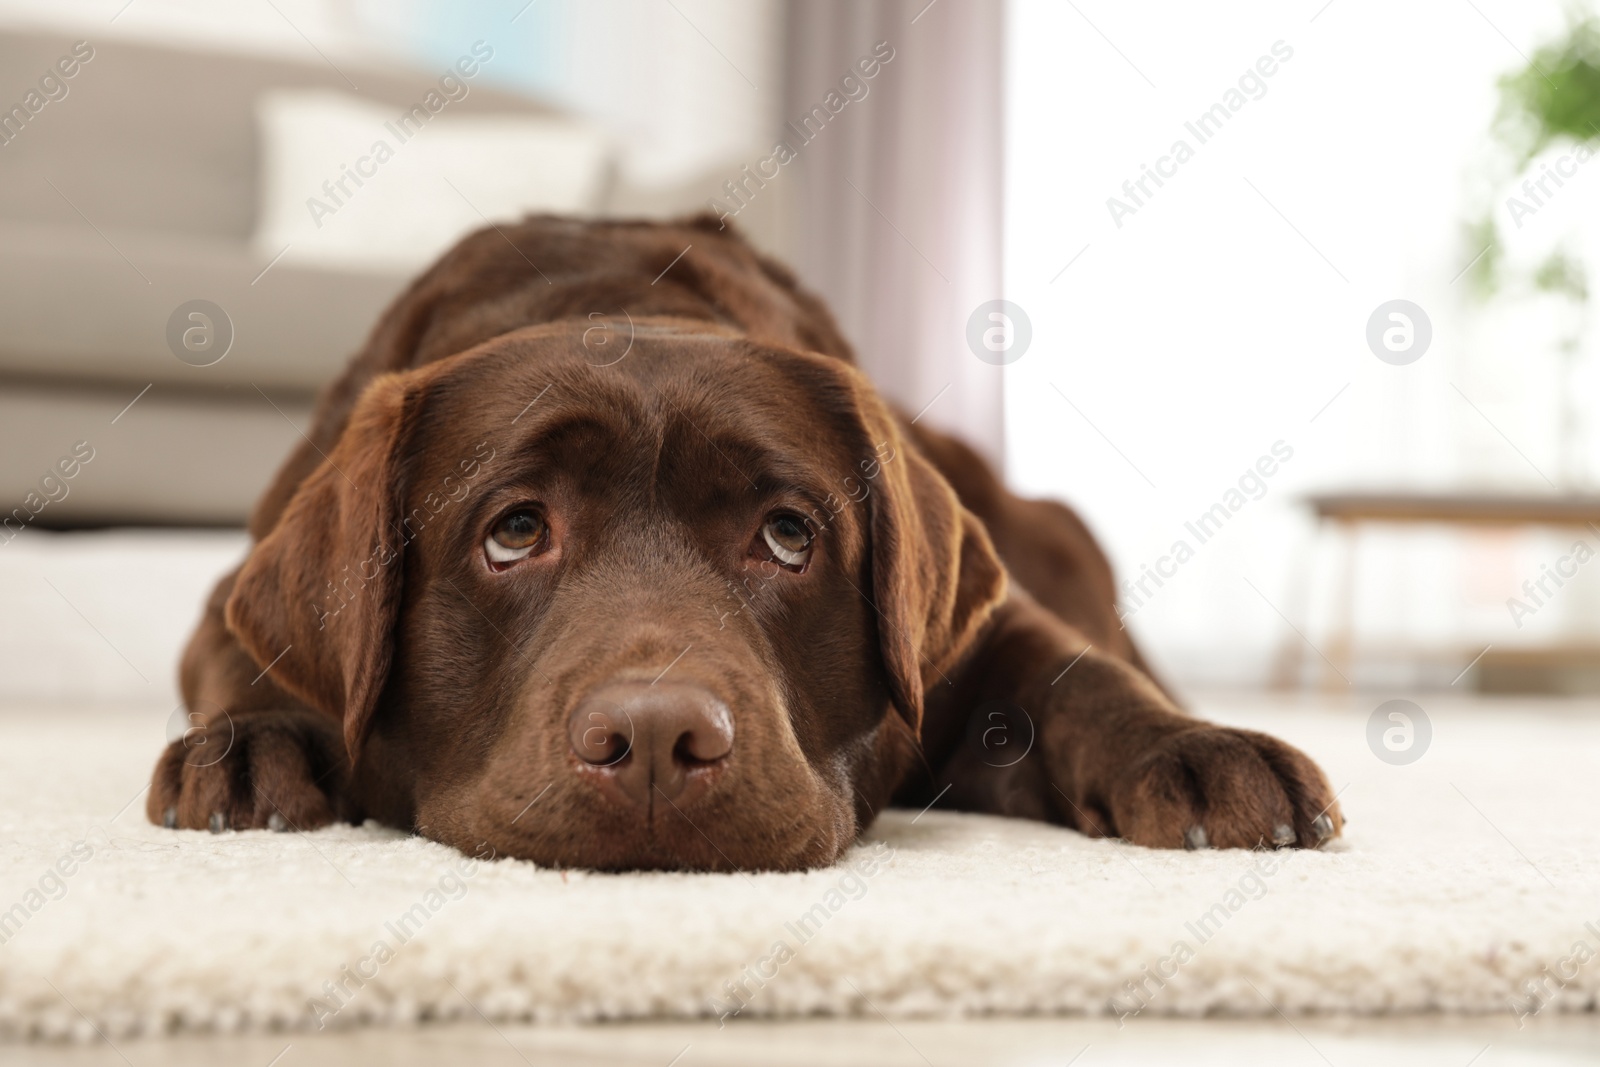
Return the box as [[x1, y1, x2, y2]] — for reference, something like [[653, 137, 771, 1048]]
[[225, 321, 1003, 870]]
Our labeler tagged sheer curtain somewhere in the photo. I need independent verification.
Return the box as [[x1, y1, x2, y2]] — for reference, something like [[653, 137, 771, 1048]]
[[781, 0, 1006, 464]]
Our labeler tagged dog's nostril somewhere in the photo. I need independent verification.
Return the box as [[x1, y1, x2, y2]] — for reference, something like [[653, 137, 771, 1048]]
[[567, 682, 734, 803], [673, 719, 732, 766], [673, 733, 704, 766], [571, 707, 631, 766]]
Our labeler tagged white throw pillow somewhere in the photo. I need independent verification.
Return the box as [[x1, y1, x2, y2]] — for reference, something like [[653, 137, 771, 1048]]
[[253, 89, 611, 270]]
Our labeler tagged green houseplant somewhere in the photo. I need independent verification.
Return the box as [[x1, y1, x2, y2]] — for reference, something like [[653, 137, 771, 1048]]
[[1471, 14, 1600, 487]]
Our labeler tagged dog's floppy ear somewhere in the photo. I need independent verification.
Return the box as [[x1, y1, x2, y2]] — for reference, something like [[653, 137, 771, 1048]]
[[225, 372, 424, 760], [847, 379, 1007, 735]]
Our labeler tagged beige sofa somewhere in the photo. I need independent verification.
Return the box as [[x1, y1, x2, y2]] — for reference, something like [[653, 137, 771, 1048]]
[[0, 30, 585, 526]]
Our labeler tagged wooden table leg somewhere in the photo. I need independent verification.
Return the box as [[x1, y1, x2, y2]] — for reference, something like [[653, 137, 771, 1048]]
[[1269, 516, 1320, 689], [1324, 518, 1357, 690]]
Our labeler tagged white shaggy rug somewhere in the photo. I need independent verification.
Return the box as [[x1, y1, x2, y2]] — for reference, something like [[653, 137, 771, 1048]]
[[1, 690, 1598, 1040]]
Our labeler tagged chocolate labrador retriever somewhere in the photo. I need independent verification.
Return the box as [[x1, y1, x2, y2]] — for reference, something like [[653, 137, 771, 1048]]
[[148, 214, 1341, 870]]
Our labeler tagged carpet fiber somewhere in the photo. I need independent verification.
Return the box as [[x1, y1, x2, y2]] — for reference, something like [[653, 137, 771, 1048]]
[[1, 694, 1597, 1040]]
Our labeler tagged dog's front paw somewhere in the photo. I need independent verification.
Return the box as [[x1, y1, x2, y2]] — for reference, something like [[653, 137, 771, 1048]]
[[146, 708, 347, 833], [1107, 726, 1341, 850]]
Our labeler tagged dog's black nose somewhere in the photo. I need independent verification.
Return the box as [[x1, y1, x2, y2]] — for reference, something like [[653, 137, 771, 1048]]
[[568, 682, 734, 805]]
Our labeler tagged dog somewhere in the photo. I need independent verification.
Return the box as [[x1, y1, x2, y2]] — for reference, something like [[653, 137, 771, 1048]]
[[147, 214, 1342, 870]]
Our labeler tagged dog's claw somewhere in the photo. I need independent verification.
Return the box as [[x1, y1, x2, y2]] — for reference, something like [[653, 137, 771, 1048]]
[[1312, 813, 1334, 843], [1272, 823, 1295, 847], [1183, 825, 1209, 850], [267, 812, 288, 833], [208, 811, 227, 834], [162, 806, 177, 830]]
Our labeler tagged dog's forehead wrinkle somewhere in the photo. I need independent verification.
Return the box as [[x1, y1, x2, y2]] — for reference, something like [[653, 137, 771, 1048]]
[[442, 332, 833, 490], [648, 390, 848, 509]]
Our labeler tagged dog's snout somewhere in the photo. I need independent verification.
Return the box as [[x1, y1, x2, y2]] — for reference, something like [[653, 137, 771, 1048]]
[[568, 682, 733, 805]]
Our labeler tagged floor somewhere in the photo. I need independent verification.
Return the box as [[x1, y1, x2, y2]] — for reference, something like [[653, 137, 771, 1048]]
[[11, 1013, 1600, 1066]]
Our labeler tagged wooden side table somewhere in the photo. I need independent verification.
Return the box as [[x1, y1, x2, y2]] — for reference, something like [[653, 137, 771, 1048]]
[[1279, 492, 1600, 689]]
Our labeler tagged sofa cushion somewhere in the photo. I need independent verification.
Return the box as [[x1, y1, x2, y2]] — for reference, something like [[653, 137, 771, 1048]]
[[0, 378, 311, 527], [254, 89, 611, 269], [0, 30, 568, 242], [0, 218, 408, 391]]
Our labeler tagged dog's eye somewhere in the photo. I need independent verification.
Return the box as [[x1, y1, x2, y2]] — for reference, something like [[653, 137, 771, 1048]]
[[485, 509, 548, 566], [758, 514, 814, 571]]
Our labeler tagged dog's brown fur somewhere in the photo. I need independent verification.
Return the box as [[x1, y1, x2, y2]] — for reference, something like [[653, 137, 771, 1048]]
[[147, 215, 1342, 870]]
